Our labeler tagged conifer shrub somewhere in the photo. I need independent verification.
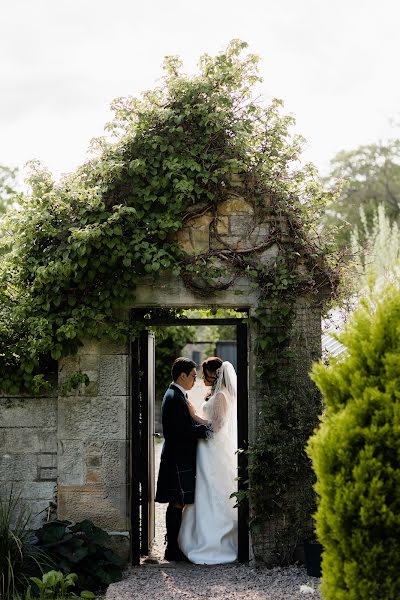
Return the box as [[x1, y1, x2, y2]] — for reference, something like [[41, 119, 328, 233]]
[[307, 281, 400, 599]]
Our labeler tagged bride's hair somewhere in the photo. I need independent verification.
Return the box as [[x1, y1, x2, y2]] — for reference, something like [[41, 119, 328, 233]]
[[202, 356, 223, 378]]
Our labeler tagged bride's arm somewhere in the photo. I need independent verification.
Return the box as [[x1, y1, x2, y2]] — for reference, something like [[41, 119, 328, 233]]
[[209, 392, 228, 433], [187, 400, 209, 425]]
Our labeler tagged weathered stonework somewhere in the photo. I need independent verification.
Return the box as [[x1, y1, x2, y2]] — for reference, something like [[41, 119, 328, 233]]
[[57, 340, 129, 535], [0, 181, 325, 565], [0, 394, 58, 528]]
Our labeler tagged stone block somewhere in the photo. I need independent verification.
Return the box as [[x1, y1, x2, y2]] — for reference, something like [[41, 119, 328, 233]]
[[73, 339, 128, 356], [1, 498, 54, 530], [99, 355, 128, 396], [58, 484, 128, 531], [215, 216, 229, 235], [103, 532, 130, 561], [79, 354, 100, 372], [58, 396, 127, 441], [58, 356, 80, 382], [0, 397, 57, 428], [85, 441, 103, 457], [59, 354, 100, 397], [189, 230, 210, 253], [218, 196, 254, 216], [102, 441, 127, 486], [0, 453, 38, 481], [187, 213, 213, 230], [210, 234, 243, 250], [0, 428, 57, 454], [133, 272, 256, 309], [16, 481, 56, 500], [229, 215, 255, 236], [87, 455, 102, 467], [83, 440, 126, 486], [86, 468, 102, 483], [38, 453, 57, 468], [259, 244, 279, 266], [58, 440, 85, 485], [28, 500, 55, 529], [80, 381, 99, 396], [176, 228, 195, 254], [39, 467, 57, 481], [242, 223, 271, 244]]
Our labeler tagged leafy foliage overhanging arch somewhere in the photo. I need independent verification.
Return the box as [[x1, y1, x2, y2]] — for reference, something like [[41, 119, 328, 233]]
[[0, 39, 342, 565], [0, 40, 338, 394]]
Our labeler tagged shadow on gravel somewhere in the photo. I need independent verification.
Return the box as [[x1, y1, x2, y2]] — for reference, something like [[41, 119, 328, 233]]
[[106, 564, 321, 600]]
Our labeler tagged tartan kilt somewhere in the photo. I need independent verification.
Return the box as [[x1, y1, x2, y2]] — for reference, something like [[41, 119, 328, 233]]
[[155, 456, 196, 505]]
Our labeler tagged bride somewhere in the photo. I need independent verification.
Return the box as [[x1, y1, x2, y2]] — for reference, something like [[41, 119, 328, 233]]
[[178, 357, 238, 564]]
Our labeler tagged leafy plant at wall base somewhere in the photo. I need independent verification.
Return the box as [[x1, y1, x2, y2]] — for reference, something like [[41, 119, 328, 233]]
[[28, 570, 96, 600], [307, 282, 400, 599], [0, 487, 50, 600], [32, 520, 125, 592]]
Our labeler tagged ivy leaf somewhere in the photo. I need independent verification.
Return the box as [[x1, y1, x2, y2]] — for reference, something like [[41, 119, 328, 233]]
[[51, 349, 62, 361]]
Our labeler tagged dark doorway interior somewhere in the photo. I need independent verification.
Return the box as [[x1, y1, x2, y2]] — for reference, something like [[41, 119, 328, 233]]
[[130, 314, 249, 565]]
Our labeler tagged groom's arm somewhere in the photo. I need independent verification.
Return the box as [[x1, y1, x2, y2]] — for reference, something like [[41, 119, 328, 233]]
[[163, 394, 209, 441]]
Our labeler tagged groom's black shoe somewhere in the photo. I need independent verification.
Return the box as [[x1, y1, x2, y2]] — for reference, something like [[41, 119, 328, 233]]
[[164, 545, 189, 562]]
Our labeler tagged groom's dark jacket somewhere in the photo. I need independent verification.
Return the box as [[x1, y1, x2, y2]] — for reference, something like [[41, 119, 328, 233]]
[[155, 383, 209, 505]]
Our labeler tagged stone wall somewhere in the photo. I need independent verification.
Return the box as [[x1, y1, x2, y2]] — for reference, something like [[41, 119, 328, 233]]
[[0, 181, 325, 565], [0, 393, 57, 528], [0, 338, 129, 555]]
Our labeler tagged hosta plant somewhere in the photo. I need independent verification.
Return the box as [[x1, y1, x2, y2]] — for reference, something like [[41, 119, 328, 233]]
[[28, 570, 96, 600], [31, 520, 125, 592]]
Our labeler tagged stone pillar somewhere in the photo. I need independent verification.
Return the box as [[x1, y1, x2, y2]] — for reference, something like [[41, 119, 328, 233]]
[[57, 340, 129, 543]]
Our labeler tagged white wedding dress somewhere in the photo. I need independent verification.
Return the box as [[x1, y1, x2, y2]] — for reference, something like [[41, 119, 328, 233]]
[[179, 363, 238, 564]]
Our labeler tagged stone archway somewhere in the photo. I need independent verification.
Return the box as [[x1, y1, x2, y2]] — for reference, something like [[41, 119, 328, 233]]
[[55, 185, 324, 565], [1, 182, 325, 565]]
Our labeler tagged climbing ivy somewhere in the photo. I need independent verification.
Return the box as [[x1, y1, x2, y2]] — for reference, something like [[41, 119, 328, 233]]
[[0, 39, 337, 394], [0, 40, 339, 562]]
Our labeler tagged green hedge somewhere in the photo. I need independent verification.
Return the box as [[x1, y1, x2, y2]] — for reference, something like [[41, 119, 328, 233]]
[[307, 282, 400, 599]]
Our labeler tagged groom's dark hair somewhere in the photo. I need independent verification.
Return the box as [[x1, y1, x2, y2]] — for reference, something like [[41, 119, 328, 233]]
[[172, 357, 197, 381]]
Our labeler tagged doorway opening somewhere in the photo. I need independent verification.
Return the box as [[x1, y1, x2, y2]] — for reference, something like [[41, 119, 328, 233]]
[[129, 310, 249, 565]]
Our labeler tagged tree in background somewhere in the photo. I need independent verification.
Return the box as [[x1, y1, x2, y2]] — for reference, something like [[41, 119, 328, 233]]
[[322, 140, 400, 248], [154, 325, 195, 399], [350, 204, 400, 288], [0, 165, 18, 214]]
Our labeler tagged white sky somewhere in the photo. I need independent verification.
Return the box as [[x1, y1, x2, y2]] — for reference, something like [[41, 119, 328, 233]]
[[1, 0, 400, 181]]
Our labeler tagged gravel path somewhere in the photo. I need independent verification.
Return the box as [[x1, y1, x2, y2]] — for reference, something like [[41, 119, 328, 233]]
[[106, 564, 321, 600], [108, 383, 322, 599]]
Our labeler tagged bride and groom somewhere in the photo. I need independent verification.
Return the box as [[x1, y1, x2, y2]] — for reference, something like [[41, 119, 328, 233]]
[[155, 356, 238, 564]]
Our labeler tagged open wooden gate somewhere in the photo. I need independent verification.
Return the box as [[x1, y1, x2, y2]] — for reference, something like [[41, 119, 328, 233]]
[[130, 330, 156, 564]]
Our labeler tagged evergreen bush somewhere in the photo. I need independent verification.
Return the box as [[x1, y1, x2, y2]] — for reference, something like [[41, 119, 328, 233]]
[[307, 281, 400, 599]]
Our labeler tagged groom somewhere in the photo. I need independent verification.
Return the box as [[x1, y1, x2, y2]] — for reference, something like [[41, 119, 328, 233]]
[[155, 357, 210, 561]]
